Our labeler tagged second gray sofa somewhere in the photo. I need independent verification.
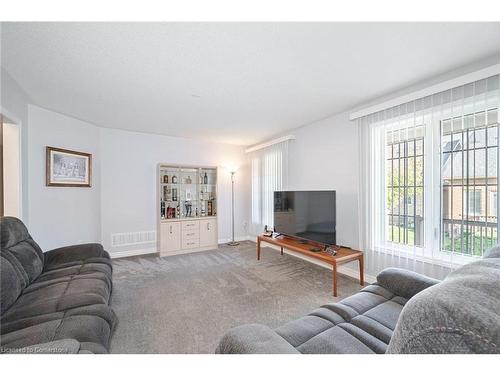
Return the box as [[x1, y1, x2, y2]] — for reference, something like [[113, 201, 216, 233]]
[[217, 247, 500, 354]]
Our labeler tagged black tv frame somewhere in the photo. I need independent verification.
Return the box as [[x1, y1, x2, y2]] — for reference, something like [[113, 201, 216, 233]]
[[273, 190, 336, 246]]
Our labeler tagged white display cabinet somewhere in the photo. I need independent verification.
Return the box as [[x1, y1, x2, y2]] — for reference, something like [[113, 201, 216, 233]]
[[158, 164, 218, 256]]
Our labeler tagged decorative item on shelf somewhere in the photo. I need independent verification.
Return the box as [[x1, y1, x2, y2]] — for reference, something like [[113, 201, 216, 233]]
[[204, 172, 208, 184], [163, 175, 169, 183], [185, 202, 193, 217], [195, 207, 198, 217], [172, 188, 178, 201], [165, 186, 172, 201], [201, 201, 206, 216], [186, 189, 192, 201], [208, 200, 212, 216], [176, 205, 180, 218], [171, 175, 178, 184], [166, 204, 173, 219], [199, 173, 204, 184], [186, 175, 192, 184], [161, 201, 166, 219], [226, 166, 239, 246]]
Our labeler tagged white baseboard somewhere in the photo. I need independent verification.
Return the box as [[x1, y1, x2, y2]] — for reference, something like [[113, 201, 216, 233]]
[[110, 247, 158, 259], [218, 235, 253, 245]]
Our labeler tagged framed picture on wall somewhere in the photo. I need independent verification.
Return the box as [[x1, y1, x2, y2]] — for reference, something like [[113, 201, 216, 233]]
[[46, 146, 92, 187]]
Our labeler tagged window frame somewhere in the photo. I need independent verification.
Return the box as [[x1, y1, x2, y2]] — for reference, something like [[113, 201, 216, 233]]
[[375, 105, 499, 264]]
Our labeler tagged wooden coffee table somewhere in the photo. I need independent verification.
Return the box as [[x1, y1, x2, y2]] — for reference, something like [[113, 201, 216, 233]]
[[257, 234, 364, 297]]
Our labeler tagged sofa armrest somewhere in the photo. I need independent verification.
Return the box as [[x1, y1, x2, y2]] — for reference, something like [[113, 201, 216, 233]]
[[216, 324, 299, 354], [377, 268, 440, 299], [2, 339, 81, 354], [44, 243, 110, 267]]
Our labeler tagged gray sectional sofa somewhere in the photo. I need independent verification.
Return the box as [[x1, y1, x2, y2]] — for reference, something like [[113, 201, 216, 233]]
[[217, 247, 500, 354], [1, 217, 117, 354]]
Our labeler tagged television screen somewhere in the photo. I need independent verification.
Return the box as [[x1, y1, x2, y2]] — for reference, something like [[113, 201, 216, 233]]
[[273, 190, 336, 245]]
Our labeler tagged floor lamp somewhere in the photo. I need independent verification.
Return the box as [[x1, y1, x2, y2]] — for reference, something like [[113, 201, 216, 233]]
[[227, 168, 239, 246]]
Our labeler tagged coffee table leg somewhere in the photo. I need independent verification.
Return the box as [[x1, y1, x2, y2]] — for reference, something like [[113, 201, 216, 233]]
[[359, 256, 364, 286], [332, 263, 337, 297], [257, 238, 261, 260], [280, 247, 283, 255]]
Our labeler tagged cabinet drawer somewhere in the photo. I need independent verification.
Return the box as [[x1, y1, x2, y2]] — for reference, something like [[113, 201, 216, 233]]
[[182, 238, 200, 249], [182, 221, 199, 231], [182, 229, 199, 239]]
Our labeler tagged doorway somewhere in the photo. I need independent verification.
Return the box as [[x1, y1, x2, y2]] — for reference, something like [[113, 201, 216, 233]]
[[0, 114, 21, 217]]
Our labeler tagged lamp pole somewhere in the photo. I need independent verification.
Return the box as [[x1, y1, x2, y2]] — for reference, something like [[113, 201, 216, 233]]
[[228, 171, 239, 246]]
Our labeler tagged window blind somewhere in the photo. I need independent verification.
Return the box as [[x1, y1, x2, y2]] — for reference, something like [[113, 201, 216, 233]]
[[248, 140, 290, 236], [358, 74, 500, 274]]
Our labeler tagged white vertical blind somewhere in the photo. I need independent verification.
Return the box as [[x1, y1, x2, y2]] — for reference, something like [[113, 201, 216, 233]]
[[248, 140, 289, 235], [358, 74, 500, 276]]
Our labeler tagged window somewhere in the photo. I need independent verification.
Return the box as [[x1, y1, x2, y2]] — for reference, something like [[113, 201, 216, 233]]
[[441, 110, 498, 256], [359, 74, 500, 264], [466, 190, 482, 217], [385, 127, 424, 246], [249, 141, 289, 235]]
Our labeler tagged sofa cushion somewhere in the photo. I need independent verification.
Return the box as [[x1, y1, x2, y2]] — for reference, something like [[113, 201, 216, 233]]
[[387, 257, 500, 353], [0, 217, 45, 314], [1, 217, 44, 281], [36, 262, 112, 283], [337, 322, 387, 353], [484, 244, 500, 259], [275, 315, 335, 348], [297, 325, 375, 354], [216, 324, 300, 354], [1, 269, 112, 330], [0, 308, 116, 353], [377, 267, 440, 300], [0, 254, 25, 315], [43, 243, 110, 271]]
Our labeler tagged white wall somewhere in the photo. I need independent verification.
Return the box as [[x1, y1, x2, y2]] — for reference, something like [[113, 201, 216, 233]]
[[283, 111, 451, 280], [99, 128, 249, 256], [287, 111, 360, 249], [22, 105, 250, 254], [27, 106, 102, 250]]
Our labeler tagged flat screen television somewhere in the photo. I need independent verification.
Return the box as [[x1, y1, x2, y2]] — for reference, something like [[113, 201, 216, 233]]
[[273, 190, 336, 245]]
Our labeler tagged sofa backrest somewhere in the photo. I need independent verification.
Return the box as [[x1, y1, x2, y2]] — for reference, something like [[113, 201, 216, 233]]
[[0, 216, 45, 315], [387, 249, 500, 353]]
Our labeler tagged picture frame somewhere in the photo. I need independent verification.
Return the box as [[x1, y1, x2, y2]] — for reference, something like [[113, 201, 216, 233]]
[[46, 146, 92, 187]]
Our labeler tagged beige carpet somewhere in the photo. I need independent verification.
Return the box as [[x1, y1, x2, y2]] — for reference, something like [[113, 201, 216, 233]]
[[109, 241, 364, 353]]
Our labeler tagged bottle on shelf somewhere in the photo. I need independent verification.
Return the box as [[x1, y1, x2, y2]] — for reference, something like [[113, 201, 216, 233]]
[[204, 172, 208, 184], [172, 175, 178, 184], [208, 200, 212, 216], [160, 201, 165, 218]]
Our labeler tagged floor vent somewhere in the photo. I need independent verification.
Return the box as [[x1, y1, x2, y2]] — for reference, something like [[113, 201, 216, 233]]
[[111, 230, 157, 247]]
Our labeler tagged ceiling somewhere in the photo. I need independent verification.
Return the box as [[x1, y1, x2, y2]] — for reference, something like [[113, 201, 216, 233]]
[[2, 22, 500, 146]]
